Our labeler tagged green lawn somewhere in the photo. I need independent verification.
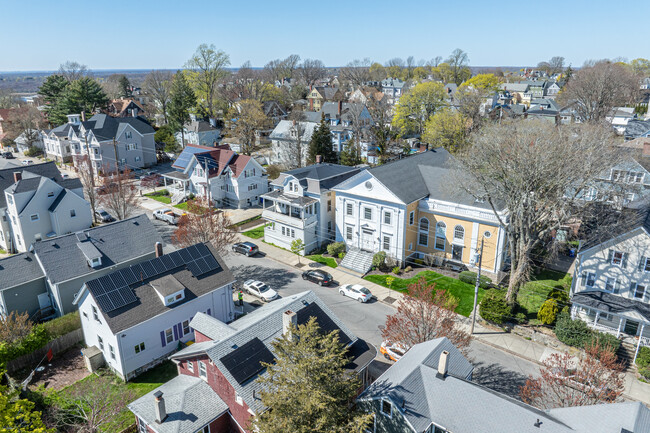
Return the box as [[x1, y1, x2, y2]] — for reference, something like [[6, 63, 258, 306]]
[[364, 270, 485, 317], [306, 254, 338, 268], [144, 190, 171, 204], [243, 226, 265, 239], [173, 202, 188, 211], [52, 361, 177, 432], [517, 269, 572, 318]]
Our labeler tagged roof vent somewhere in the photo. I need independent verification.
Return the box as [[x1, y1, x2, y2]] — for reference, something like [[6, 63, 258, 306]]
[[534, 419, 542, 428]]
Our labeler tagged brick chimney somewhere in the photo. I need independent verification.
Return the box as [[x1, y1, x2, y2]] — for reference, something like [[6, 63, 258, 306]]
[[338, 100, 342, 116], [13, 172, 22, 183], [155, 242, 163, 258], [643, 140, 650, 158], [438, 350, 449, 377], [282, 310, 297, 340], [316, 155, 322, 164], [154, 391, 167, 423]]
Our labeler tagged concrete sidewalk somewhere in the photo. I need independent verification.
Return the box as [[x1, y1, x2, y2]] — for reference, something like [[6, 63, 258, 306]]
[[241, 232, 650, 405]]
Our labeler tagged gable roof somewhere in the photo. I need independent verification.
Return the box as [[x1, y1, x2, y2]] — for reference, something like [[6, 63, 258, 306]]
[[547, 401, 650, 433], [109, 98, 145, 116], [172, 143, 218, 170], [173, 290, 374, 414], [0, 252, 45, 291], [571, 290, 650, 323], [33, 214, 162, 284], [0, 161, 72, 209], [625, 120, 650, 140], [272, 163, 360, 193], [80, 113, 154, 141], [269, 120, 317, 142], [83, 242, 234, 334]]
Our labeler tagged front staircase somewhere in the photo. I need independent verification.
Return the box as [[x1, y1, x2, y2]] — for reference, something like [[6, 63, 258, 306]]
[[171, 190, 186, 205], [339, 248, 374, 275]]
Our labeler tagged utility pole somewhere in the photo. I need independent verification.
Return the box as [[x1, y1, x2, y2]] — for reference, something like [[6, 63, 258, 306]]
[[204, 158, 210, 203], [83, 133, 95, 187], [112, 137, 119, 175], [470, 237, 485, 335]]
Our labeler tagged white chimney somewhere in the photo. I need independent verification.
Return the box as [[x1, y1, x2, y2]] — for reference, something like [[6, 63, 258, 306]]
[[438, 350, 449, 377], [282, 310, 297, 340], [154, 391, 166, 423]]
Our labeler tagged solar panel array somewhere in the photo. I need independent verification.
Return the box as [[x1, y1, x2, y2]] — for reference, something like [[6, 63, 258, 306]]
[[296, 303, 351, 346], [86, 243, 221, 313], [220, 337, 275, 385]]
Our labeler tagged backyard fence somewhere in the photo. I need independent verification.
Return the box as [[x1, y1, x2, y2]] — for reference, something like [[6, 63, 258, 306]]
[[6, 328, 83, 374]]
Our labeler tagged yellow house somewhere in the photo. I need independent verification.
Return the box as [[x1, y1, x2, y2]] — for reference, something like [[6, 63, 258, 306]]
[[307, 86, 341, 112], [333, 149, 508, 275]]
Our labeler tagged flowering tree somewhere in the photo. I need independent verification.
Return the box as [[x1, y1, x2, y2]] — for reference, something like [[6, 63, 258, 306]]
[[381, 277, 471, 354], [520, 343, 625, 409], [172, 198, 236, 256]]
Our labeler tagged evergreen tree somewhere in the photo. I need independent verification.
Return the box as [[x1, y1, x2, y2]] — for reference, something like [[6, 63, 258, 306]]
[[168, 71, 197, 147], [38, 74, 70, 125], [339, 138, 363, 166], [118, 75, 132, 98], [253, 318, 372, 433], [307, 114, 337, 164], [57, 77, 109, 124]]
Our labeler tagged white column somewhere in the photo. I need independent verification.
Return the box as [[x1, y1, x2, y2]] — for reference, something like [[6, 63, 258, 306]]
[[616, 317, 623, 338], [571, 305, 577, 320], [634, 323, 646, 363], [594, 311, 600, 327]]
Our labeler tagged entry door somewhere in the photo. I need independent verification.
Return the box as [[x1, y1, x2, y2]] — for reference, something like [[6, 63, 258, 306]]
[[361, 230, 374, 252], [452, 244, 463, 261], [624, 319, 639, 336]]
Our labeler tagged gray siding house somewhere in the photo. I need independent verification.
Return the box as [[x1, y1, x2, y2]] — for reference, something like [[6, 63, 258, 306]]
[[0, 252, 48, 319]]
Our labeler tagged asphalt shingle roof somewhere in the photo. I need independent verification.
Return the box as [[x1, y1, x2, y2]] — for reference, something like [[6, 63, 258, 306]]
[[81, 114, 154, 141], [9, 176, 42, 194], [0, 161, 66, 208], [47, 189, 67, 212], [547, 401, 650, 433], [33, 214, 162, 284], [128, 374, 228, 433], [571, 290, 650, 322], [0, 252, 45, 290]]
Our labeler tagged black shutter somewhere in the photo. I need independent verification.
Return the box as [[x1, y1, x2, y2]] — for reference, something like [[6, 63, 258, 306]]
[[580, 272, 587, 286], [622, 253, 628, 269], [630, 282, 637, 296], [607, 249, 614, 263], [160, 331, 166, 348], [639, 256, 647, 272]]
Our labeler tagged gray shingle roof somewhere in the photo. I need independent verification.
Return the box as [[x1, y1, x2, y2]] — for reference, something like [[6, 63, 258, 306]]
[[269, 120, 317, 142], [0, 252, 45, 290], [89, 243, 235, 334], [0, 161, 66, 209], [571, 290, 650, 322], [81, 113, 154, 141], [48, 189, 67, 212], [128, 374, 228, 433], [625, 120, 650, 140], [359, 338, 574, 433], [8, 176, 42, 194], [174, 291, 372, 415], [272, 163, 361, 193], [33, 214, 162, 284], [547, 401, 650, 433]]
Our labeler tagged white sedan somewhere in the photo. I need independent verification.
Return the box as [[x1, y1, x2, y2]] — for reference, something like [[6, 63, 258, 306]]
[[338, 284, 372, 303], [243, 280, 278, 302]]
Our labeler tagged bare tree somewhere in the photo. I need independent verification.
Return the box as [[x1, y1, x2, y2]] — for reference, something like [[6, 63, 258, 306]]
[[0, 311, 33, 343], [283, 54, 302, 80], [4, 106, 46, 147], [58, 61, 89, 82], [445, 48, 471, 86], [172, 198, 236, 257], [457, 120, 627, 307], [263, 55, 302, 83], [537, 56, 565, 76], [558, 61, 639, 123], [98, 167, 139, 221], [143, 70, 173, 124], [281, 111, 308, 169], [340, 58, 371, 89], [228, 99, 269, 155], [76, 155, 98, 224], [520, 342, 624, 409], [381, 277, 471, 355], [406, 56, 416, 80], [299, 59, 327, 87], [427, 56, 443, 68], [52, 373, 135, 433], [386, 58, 405, 68]]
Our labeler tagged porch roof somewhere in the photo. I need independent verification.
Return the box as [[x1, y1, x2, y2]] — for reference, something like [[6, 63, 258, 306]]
[[261, 189, 318, 207], [160, 170, 190, 181], [572, 290, 650, 323]]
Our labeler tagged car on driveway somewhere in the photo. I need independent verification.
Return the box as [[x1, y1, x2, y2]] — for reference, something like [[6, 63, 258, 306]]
[[232, 242, 259, 256], [153, 208, 179, 225], [1, 152, 14, 159], [243, 279, 278, 302], [302, 269, 333, 286], [338, 284, 372, 302], [380, 340, 407, 362], [95, 208, 114, 223]]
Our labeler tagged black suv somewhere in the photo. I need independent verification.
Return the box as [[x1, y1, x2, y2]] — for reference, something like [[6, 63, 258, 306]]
[[232, 242, 259, 257], [302, 269, 333, 286], [1, 152, 14, 159]]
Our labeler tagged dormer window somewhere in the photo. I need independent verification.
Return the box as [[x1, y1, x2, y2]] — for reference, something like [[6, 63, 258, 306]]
[[90, 257, 101, 268]]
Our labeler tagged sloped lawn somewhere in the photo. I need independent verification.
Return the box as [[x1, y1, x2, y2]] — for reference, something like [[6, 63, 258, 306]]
[[364, 270, 485, 317], [306, 254, 338, 268], [243, 226, 265, 239], [144, 190, 171, 204], [517, 269, 572, 319]]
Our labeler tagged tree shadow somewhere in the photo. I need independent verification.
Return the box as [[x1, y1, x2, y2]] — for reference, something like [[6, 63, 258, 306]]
[[470, 361, 529, 399], [229, 264, 298, 290]]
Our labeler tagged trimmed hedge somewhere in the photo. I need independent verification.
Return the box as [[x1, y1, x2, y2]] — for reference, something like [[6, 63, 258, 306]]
[[372, 251, 387, 269], [637, 346, 650, 369], [458, 271, 492, 289], [554, 312, 621, 352], [537, 299, 559, 325], [479, 289, 510, 324]]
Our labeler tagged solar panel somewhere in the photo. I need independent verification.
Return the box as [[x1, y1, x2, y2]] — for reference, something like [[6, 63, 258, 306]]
[[86, 279, 105, 296], [196, 257, 211, 275], [220, 337, 275, 385], [187, 244, 201, 260], [195, 243, 211, 257], [296, 303, 351, 346], [107, 290, 125, 307], [119, 287, 138, 304], [130, 264, 146, 282], [168, 251, 184, 267], [97, 275, 115, 292], [187, 261, 201, 277], [160, 254, 175, 270], [152, 257, 167, 274], [121, 267, 138, 286], [140, 261, 156, 279], [95, 293, 114, 312], [179, 248, 192, 263], [204, 254, 220, 271], [109, 272, 127, 289]]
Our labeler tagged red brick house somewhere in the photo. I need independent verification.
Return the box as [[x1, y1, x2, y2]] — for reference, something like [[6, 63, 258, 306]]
[[128, 290, 376, 433]]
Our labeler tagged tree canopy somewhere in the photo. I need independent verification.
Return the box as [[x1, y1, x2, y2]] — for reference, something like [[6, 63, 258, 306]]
[[392, 81, 447, 137], [168, 71, 197, 146], [184, 44, 230, 119], [422, 108, 471, 153], [308, 114, 337, 164]]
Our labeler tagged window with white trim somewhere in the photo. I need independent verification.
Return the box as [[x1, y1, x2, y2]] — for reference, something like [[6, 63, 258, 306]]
[[383, 235, 391, 251], [137, 417, 147, 433], [453, 225, 464, 241], [198, 360, 207, 379], [182, 320, 190, 335], [364, 207, 372, 220], [97, 335, 104, 351], [200, 425, 210, 433], [346, 203, 353, 216], [581, 271, 596, 288], [165, 328, 173, 344], [380, 399, 392, 418], [604, 276, 617, 293], [92, 305, 99, 322], [135, 342, 145, 354], [187, 360, 194, 373], [109, 344, 115, 360], [346, 226, 353, 241], [634, 284, 646, 299], [611, 250, 624, 266], [384, 211, 391, 225], [127, 143, 137, 151], [418, 218, 429, 247], [125, 131, 132, 139], [409, 210, 414, 225]]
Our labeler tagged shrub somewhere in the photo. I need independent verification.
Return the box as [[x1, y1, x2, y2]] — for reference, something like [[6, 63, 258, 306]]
[[327, 242, 346, 257], [547, 286, 571, 308], [636, 346, 650, 369], [639, 366, 650, 381], [458, 271, 492, 289], [372, 251, 387, 269], [515, 312, 528, 324], [554, 312, 593, 347], [187, 192, 196, 200], [537, 299, 559, 325], [589, 331, 621, 353], [0, 324, 50, 368], [338, 252, 345, 259], [42, 311, 81, 339], [161, 189, 170, 196], [479, 289, 510, 324], [24, 145, 43, 157], [405, 266, 413, 273], [392, 267, 401, 275]]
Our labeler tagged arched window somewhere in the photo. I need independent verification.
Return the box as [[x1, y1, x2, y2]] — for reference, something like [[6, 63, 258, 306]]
[[418, 218, 430, 246], [454, 225, 465, 241], [435, 222, 447, 250]]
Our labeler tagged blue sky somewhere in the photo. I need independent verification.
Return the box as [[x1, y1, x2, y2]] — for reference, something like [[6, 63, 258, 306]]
[[1, 0, 647, 71]]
